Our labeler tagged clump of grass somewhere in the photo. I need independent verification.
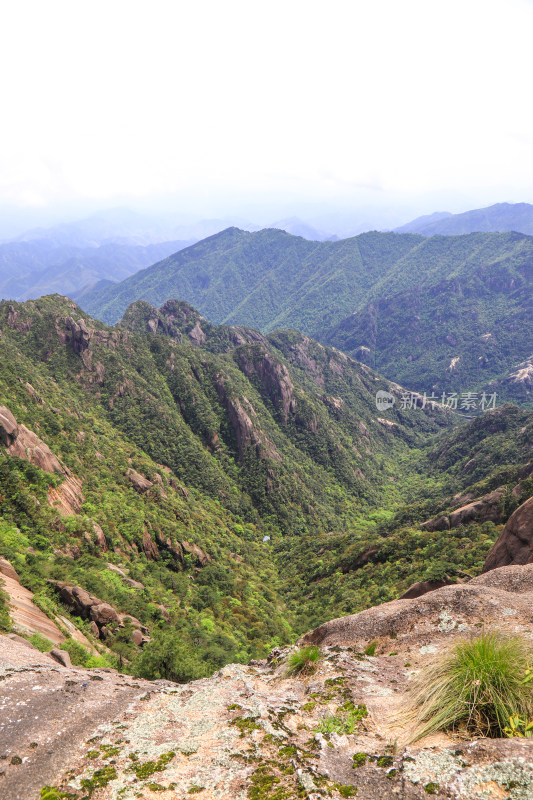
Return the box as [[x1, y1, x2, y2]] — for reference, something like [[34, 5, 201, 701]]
[[315, 706, 367, 735], [403, 632, 533, 741], [364, 640, 378, 657], [286, 645, 320, 677]]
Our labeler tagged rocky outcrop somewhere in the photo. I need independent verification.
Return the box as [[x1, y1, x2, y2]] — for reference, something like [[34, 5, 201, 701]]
[[235, 346, 296, 423], [214, 376, 280, 461], [47, 474, 84, 516], [51, 582, 123, 640], [141, 528, 160, 560], [182, 540, 211, 566], [420, 515, 450, 532], [0, 557, 20, 582], [0, 405, 62, 473], [482, 495, 533, 572], [49, 648, 72, 668], [4, 561, 533, 800], [126, 468, 153, 493], [421, 487, 507, 531], [301, 563, 533, 648], [399, 577, 455, 599]]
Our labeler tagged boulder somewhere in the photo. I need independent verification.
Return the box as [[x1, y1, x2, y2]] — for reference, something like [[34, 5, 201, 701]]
[[420, 515, 450, 532], [49, 648, 72, 668], [399, 577, 455, 599], [132, 629, 144, 647], [0, 557, 20, 582], [126, 468, 153, 493], [90, 603, 120, 626], [482, 495, 533, 572]]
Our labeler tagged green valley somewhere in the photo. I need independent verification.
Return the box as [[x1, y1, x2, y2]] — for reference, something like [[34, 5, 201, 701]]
[[0, 295, 531, 679]]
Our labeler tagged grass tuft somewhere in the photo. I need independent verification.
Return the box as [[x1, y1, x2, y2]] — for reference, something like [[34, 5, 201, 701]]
[[286, 645, 320, 677], [402, 632, 533, 742]]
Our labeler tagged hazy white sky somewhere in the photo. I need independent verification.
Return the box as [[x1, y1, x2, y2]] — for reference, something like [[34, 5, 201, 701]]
[[2, 0, 533, 225]]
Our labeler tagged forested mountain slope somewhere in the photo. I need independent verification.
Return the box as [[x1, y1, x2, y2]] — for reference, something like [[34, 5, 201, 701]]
[[0, 295, 531, 674], [79, 228, 533, 402]]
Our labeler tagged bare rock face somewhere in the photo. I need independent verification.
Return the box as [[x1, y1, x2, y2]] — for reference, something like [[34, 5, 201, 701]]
[[235, 347, 296, 423], [0, 557, 20, 582], [0, 405, 63, 474], [301, 563, 533, 648], [64, 316, 91, 354], [448, 487, 506, 526], [0, 406, 19, 447], [482, 495, 533, 572], [420, 515, 450, 532], [126, 468, 153, 493], [399, 577, 455, 599], [214, 376, 280, 461], [182, 540, 211, 566], [421, 487, 507, 531], [142, 528, 160, 560]]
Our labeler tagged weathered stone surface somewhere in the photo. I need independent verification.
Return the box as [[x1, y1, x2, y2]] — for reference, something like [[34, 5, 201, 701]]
[[1, 405, 62, 474], [3, 557, 533, 800], [235, 347, 296, 422], [482, 495, 533, 572], [0, 406, 19, 446], [126, 467, 153, 492], [142, 528, 160, 560], [0, 557, 20, 582], [421, 487, 507, 531], [52, 582, 122, 638], [301, 563, 533, 648], [182, 540, 211, 566], [449, 487, 506, 527], [214, 376, 280, 461], [399, 577, 455, 599], [420, 515, 450, 532], [47, 474, 84, 516], [89, 603, 120, 626], [49, 648, 71, 668]]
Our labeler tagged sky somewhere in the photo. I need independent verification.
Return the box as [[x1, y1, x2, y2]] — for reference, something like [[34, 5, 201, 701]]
[[1, 0, 533, 234]]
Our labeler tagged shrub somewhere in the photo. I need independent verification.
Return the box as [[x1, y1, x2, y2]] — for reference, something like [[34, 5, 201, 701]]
[[60, 638, 91, 666], [403, 632, 533, 741], [286, 645, 320, 677], [28, 633, 54, 652], [504, 714, 533, 738], [364, 640, 378, 656]]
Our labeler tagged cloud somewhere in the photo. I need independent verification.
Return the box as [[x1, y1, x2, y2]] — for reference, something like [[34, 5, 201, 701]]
[[1, 0, 533, 216]]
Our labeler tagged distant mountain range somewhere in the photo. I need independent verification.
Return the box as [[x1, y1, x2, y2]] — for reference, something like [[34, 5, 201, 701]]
[[0, 238, 194, 302], [395, 202, 533, 236], [78, 226, 533, 404]]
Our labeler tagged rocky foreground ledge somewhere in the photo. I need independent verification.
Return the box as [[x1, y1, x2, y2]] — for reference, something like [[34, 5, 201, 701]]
[[2, 565, 533, 800]]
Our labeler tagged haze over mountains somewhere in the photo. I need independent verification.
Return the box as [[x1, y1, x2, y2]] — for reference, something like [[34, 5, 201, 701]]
[[78, 226, 532, 406], [394, 202, 533, 236]]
